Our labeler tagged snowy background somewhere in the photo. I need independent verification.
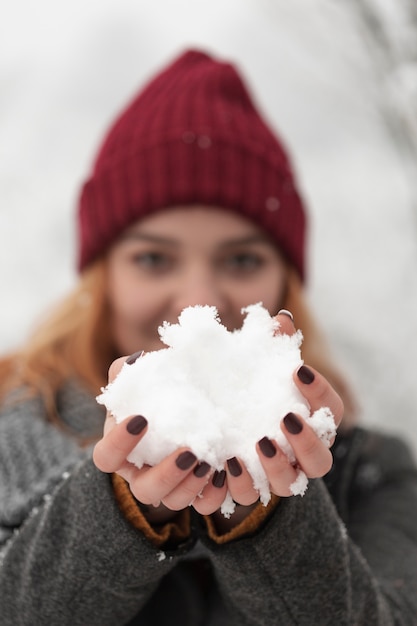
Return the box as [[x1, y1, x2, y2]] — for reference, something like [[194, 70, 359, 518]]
[[1, 0, 417, 454]]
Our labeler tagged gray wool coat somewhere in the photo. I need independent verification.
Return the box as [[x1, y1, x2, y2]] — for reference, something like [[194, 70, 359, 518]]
[[1, 382, 417, 625]]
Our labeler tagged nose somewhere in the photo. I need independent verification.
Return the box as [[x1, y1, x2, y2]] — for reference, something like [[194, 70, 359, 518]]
[[172, 265, 227, 315]]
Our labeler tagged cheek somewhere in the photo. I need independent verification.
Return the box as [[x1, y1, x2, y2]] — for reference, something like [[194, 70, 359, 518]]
[[107, 269, 166, 327], [248, 267, 287, 314], [106, 266, 142, 322]]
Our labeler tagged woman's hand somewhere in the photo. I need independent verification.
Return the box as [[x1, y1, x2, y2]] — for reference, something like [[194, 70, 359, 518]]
[[93, 356, 218, 524], [255, 362, 343, 497], [205, 311, 344, 507], [93, 311, 344, 523]]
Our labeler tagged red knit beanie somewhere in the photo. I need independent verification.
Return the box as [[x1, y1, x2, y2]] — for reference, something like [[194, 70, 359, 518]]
[[77, 49, 307, 279]]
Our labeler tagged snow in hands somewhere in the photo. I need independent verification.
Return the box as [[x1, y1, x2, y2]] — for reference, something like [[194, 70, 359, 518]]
[[97, 303, 335, 515]]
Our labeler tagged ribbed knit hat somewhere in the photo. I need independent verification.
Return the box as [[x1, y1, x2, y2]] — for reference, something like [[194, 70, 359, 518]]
[[77, 49, 307, 278]]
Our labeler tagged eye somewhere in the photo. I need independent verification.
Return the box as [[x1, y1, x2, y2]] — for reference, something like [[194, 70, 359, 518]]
[[131, 251, 173, 272], [222, 252, 264, 273]]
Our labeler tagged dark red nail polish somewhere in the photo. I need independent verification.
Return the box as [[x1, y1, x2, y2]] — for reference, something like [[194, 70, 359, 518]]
[[227, 457, 242, 477], [283, 412, 303, 435], [193, 461, 210, 478], [126, 415, 147, 435], [258, 436, 276, 458], [175, 451, 197, 470], [297, 365, 315, 385], [126, 351, 144, 365], [212, 470, 226, 488]]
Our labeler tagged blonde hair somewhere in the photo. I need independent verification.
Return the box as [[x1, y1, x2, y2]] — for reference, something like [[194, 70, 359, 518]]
[[0, 261, 115, 420], [0, 260, 357, 429]]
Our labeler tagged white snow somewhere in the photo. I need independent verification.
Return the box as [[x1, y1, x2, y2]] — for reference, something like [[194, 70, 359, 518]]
[[98, 304, 335, 513]]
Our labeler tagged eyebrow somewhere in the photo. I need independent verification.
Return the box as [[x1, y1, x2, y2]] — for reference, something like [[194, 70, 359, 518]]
[[218, 234, 273, 249], [122, 231, 273, 248], [121, 232, 180, 246]]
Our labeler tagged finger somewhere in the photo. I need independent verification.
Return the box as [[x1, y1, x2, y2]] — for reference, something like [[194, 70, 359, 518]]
[[191, 470, 228, 515], [281, 412, 333, 478], [161, 461, 212, 511], [294, 365, 344, 427], [108, 356, 129, 383], [128, 448, 198, 505], [103, 411, 117, 437], [100, 357, 131, 440], [257, 437, 299, 497], [273, 309, 296, 337], [93, 414, 148, 473], [225, 457, 259, 506], [108, 350, 145, 384], [102, 350, 146, 438]]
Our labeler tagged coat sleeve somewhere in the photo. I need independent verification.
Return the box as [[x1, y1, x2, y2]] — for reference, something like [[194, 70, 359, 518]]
[[0, 399, 194, 626], [199, 432, 417, 625]]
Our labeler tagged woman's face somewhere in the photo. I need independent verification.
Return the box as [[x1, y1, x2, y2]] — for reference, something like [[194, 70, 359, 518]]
[[106, 206, 288, 355]]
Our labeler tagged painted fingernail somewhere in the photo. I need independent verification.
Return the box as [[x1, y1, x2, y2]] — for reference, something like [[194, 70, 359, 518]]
[[297, 365, 315, 384], [126, 415, 147, 435], [193, 461, 211, 478], [175, 451, 197, 470], [277, 309, 293, 321], [258, 436, 277, 458], [227, 457, 242, 477], [283, 412, 303, 435], [212, 469, 226, 488], [126, 351, 144, 365]]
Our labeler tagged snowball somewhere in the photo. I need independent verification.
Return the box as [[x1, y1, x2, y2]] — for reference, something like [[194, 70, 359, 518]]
[[97, 303, 336, 514]]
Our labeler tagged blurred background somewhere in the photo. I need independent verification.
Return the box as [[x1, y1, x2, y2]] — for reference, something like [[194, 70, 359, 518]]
[[1, 0, 417, 452]]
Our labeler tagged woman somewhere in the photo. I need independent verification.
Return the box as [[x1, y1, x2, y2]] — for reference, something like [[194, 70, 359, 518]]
[[1, 49, 416, 625]]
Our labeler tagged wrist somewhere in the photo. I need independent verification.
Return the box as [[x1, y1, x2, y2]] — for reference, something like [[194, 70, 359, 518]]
[[137, 501, 181, 526], [210, 501, 259, 534], [205, 495, 280, 544]]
